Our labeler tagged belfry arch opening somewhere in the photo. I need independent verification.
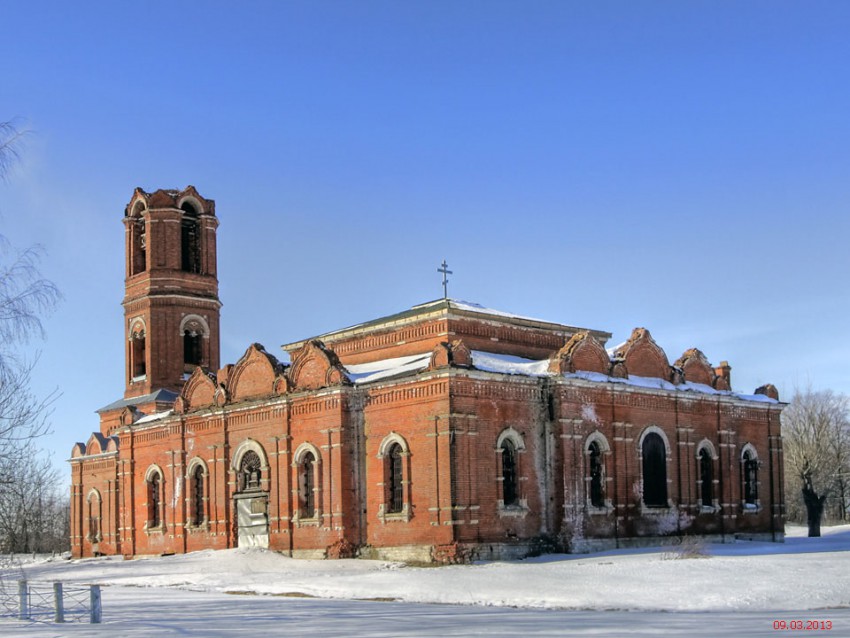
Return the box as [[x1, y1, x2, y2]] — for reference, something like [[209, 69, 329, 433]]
[[181, 202, 201, 274], [131, 215, 146, 275]]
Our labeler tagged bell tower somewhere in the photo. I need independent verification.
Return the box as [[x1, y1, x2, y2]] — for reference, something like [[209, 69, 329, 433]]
[[122, 186, 221, 399]]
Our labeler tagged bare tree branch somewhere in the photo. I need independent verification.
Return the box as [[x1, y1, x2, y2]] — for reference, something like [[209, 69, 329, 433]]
[[0, 120, 28, 182]]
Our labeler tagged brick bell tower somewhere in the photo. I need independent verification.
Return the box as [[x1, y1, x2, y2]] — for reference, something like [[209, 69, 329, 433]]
[[122, 186, 221, 400]]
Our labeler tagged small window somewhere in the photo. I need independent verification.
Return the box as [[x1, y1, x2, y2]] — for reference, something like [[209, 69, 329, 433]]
[[190, 465, 205, 525], [501, 439, 519, 506], [743, 449, 758, 506], [387, 443, 404, 514], [300, 452, 316, 518], [642, 431, 668, 508], [148, 472, 162, 529], [699, 447, 713, 507], [239, 451, 262, 492], [589, 441, 604, 508]]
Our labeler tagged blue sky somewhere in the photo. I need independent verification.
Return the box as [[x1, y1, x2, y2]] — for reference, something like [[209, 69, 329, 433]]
[[2, 2, 849, 476]]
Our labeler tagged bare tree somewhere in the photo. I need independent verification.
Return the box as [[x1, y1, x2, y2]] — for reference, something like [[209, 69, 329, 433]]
[[782, 388, 850, 536], [0, 119, 63, 551], [0, 449, 67, 553]]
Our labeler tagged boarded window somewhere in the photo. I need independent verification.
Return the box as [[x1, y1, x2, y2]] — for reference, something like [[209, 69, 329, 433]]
[[642, 432, 668, 508], [501, 439, 519, 506], [589, 441, 604, 507], [699, 448, 713, 507]]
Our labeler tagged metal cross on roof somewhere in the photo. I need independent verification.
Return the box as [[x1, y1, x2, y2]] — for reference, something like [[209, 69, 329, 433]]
[[437, 260, 452, 299]]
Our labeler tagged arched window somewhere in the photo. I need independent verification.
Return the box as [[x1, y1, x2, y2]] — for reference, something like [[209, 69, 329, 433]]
[[190, 464, 205, 525], [180, 316, 209, 372], [699, 447, 713, 507], [183, 330, 203, 368], [131, 329, 146, 379], [589, 441, 604, 508], [147, 471, 163, 529], [131, 216, 146, 275], [501, 439, 519, 506], [300, 452, 316, 518], [181, 203, 201, 273], [742, 448, 759, 506], [87, 490, 102, 542], [387, 443, 404, 514], [641, 431, 668, 508], [239, 450, 262, 492]]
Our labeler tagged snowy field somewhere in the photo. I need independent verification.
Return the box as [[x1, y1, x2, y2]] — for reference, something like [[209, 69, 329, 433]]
[[3, 525, 850, 637]]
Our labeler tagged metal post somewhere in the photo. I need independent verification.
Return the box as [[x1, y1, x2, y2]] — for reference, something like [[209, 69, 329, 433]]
[[89, 584, 102, 624], [17, 580, 27, 620], [53, 581, 64, 623]]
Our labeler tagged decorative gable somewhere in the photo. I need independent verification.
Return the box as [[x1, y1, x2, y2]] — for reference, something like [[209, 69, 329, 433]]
[[229, 343, 286, 402], [549, 331, 609, 375], [674, 348, 715, 386], [288, 340, 349, 391], [614, 328, 670, 380], [175, 367, 218, 413]]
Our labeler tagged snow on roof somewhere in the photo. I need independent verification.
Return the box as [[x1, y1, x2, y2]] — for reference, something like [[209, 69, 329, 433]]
[[135, 409, 174, 425], [448, 299, 554, 323], [342, 349, 776, 404], [470, 350, 551, 376], [565, 371, 777, 403], [344, 353, 432, 384]]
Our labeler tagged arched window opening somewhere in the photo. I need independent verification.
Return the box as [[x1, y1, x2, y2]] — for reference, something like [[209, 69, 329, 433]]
[[181, 203, 201, 274], [743, 450, 758, 506], [87, 492, 101, 542], [239, 450, 262, 492], [699, 448, 713, 507], [387, 443, 404, 514], [642, 432, 668, 508], [589, 441, 604, 508], [131, 332, 146, 379], [148, 472, 162, 529], [501, 439, 519, 506], [300, 452, 316, 518], [131, 217, 146, 275], [191, 465, 205, 525], [183, 330, 203, 368]]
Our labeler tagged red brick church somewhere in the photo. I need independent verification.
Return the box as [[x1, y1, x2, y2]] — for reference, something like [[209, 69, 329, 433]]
[[70, 186, 785, 562]]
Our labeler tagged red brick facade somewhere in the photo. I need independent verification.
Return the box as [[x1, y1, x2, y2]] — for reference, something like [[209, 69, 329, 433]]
[[70, 187, 785, 562]]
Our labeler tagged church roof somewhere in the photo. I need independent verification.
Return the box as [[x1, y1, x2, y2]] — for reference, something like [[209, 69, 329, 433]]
[[96, 388, 180, 413], [282, 298, 610, 354], [342, 349, 779, 404]]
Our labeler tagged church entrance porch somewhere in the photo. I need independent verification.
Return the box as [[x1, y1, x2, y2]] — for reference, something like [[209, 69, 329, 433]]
[[234, 492, 269, 549]]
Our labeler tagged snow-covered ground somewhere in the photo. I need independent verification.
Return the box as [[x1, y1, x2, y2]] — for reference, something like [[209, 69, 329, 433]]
[[3, 525, 850, 636]]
